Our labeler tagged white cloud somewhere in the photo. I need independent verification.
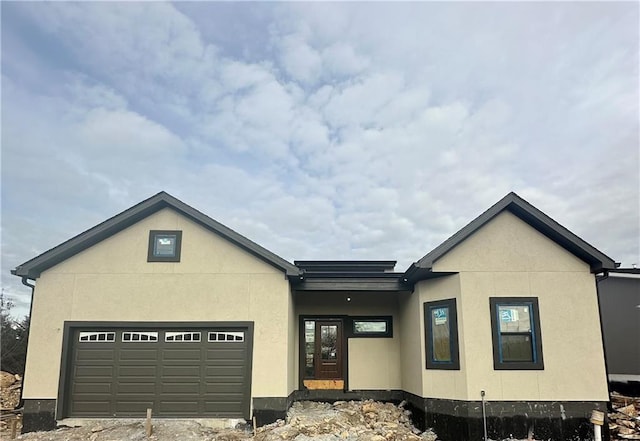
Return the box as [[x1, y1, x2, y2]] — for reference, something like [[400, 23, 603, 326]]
[[2, 2, 638, 318]]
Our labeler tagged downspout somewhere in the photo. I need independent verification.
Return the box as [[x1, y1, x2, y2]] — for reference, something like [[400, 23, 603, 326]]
[[594, 270, 611, 399], [17, 277, 35, 409]]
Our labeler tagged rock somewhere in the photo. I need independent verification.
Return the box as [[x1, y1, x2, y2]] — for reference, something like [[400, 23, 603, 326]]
[[0, 371, 16, 388]]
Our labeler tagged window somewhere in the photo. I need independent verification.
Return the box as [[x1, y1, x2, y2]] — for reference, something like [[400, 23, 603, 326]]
[[350, 316, 393, 338], [122, 332, 158, 342], [208, 332, 244, 342], [424, 299, 459, 370], [79, 332, 115, 342], [490, 297, 544, 370], [165, 332, 201, 342], [147, 230, 182, 262]]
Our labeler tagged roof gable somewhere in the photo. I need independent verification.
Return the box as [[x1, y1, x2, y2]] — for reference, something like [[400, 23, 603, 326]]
[[404, 192, 616, 281], [12, 192, 301, 279]]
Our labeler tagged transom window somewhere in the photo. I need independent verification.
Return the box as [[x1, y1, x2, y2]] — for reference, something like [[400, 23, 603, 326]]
[[147, 230, 182, 262], [165, 331, 201, 342], [208, 332, 244, 342], [79, 332, 115, 342], [424, 299, 460, 370], [350, 316, 393, 338], [122, 332, 158, 342], [490, 297, 544, 370]]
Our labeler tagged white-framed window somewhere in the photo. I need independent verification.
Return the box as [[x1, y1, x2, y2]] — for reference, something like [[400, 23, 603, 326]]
[[122, 331, 158, 342], [79, 332, 115, 342], [165, 331, 201, 342], [208, 331, 244, 342]]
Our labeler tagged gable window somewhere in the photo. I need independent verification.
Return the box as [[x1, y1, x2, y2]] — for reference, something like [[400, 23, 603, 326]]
[[490, 297, 544, 370], [350, 316, 393, 338], [147, 230, 182, 262], [424, 299, 460, 370]]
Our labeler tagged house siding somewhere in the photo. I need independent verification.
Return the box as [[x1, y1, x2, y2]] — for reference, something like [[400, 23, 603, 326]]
[[23, 208, 292, 405]]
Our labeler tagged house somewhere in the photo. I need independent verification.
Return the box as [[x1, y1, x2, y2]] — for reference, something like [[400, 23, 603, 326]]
[[12, 192, 616, 440], [597, 268, 640, 395]]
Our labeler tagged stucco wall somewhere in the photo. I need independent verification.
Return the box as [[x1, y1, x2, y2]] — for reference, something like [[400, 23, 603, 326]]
[[398, 291, 423, 396], [428, 211, 608, 401], [417, 274, 468, 400], [23, 208, 292, 401], [294, 292, 401, 391]]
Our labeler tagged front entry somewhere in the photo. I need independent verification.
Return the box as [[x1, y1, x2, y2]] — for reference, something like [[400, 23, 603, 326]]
[[301, 318, 344, 390]]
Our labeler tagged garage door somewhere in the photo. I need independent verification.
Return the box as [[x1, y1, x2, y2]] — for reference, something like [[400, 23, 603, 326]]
[[64, 326, 251, 418]]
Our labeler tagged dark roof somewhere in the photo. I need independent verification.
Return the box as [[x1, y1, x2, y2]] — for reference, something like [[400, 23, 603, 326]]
[[607, 268, 640, 275], [404, 192, 616, 282], [295, 260, 397, 275], [12, 191, 301, 279]]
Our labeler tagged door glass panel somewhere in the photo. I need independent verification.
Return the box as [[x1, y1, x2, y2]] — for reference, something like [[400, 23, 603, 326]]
[[320, 325, 338, 360], [304, 320, 315, 377]]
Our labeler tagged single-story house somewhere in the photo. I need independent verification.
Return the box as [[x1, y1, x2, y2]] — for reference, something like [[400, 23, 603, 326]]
[[12, 191, 616, 440], [597, 268, 640, 395]]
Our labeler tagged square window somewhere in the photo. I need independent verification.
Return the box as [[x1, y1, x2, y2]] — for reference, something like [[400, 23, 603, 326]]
[[148, 230, 182, 262], [424, 299, 460, 370], [490, 297, 544, 370]]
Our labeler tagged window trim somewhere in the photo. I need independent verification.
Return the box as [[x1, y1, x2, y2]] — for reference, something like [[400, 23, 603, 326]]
[[490, 297, 544, 370], [147, 230, 182, 262], [424, 298, 460, 370], [349, 316, 393, 338]]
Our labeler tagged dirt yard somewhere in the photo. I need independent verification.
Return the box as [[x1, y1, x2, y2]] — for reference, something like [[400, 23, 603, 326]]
[[7, 400, 437, 441]]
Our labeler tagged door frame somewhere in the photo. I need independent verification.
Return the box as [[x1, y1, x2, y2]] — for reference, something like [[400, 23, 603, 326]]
[[298, 315, 349, 391]]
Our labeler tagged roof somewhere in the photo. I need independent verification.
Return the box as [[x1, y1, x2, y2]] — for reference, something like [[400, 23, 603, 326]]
[[404, 192, 617, 282], [12, 191, 301, 279]]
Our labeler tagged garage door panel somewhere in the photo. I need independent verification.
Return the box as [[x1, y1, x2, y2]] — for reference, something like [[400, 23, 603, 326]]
[[77, 349, 116, 360], [115, 400, 156, 414], [162, 366, 201, 377], [161, 382, 200, 394], [117, 382, 156, 394], [162, 348, 202, 360], [67, 326, 250, 419], [206, 366, 244, 376], [70, 400, 112, 414], [72, 383, 113, 394], [204, 382, 244, 394], [118, 366, 158, 377], [158, 401, 199, 413], [119, 349, 159, 361], [74, 365, 114, 378]]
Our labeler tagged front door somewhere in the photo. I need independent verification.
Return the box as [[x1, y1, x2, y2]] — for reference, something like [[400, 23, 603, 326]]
[[316, 321, 342, 379], [302, 319, 344, 389]]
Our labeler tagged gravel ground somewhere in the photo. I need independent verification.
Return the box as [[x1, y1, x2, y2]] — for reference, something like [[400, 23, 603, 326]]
[[9, 400, 437, 441]]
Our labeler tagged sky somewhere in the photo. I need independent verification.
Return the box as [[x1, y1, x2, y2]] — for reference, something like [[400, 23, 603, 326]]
[[1, 2, 638, 318]]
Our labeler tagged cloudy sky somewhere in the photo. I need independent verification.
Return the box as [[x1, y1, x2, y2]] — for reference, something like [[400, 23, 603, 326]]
[[2, 2, 638, 317]]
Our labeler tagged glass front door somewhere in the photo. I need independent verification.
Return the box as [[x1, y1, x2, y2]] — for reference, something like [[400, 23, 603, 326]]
[[303, 319, 343, 380]]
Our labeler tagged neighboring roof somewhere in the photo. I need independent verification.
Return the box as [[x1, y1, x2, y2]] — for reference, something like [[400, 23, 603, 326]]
[[608, 268, 640, 275], [12, 192, 301, 279], [404, 192, 617, 282]]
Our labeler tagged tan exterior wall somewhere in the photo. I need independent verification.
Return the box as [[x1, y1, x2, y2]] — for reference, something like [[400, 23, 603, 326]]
[[417, 274, 468, 400], [398, 291, 423, 396], [23, 208, 292, 402], [294, 292, 401, 391], [427, 211, 608, 402]]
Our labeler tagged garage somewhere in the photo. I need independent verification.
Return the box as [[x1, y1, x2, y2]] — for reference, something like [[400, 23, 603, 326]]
[[59, 323, 253, 419]]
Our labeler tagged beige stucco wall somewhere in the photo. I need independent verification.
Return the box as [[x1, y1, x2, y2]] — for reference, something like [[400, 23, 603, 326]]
[[424, 210, 608, 402], [398, 291, 423, 396], [417, 274, 468, 400], [294, 292, 402, 391], [23, 208, 293, 402]]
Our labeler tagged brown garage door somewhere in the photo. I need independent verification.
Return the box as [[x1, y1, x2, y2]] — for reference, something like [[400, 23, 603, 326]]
[[65, 326, 251, 418]]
